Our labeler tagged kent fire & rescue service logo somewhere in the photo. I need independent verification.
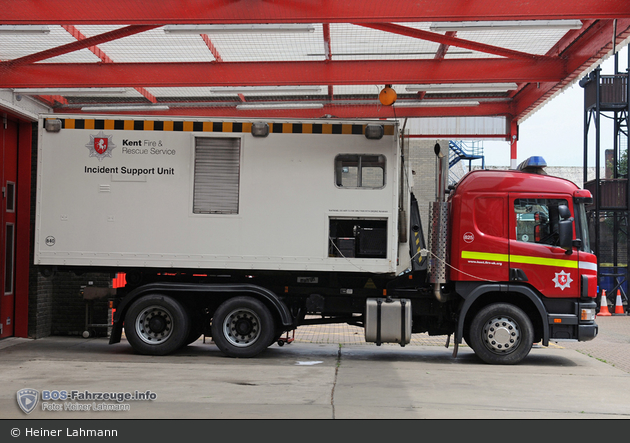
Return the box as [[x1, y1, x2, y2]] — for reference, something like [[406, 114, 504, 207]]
[[553, 270, 573, 291], [86, 131, 116, 161], [17, 388, 39, 414]]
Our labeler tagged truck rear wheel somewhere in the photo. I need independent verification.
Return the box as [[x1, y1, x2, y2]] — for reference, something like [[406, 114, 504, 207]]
[[211, 297, 275, 358], [124, 294, 190, 356], [469, 303, 533, 365]]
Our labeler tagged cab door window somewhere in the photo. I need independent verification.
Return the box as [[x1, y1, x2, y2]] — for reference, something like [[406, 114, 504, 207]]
[[514, 198, 568, 246]]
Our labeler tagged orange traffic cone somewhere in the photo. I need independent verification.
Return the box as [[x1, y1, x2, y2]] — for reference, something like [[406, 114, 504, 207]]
[[598, 290, 611, 316], [613, 290, 626, 315]]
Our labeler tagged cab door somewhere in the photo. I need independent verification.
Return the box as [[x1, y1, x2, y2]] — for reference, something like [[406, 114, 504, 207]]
[[450, 193, 510, 282], [508, 194, 579, 298]]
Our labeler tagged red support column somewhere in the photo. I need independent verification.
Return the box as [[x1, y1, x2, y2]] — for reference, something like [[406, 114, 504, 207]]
[[14, 120, 32, 338]]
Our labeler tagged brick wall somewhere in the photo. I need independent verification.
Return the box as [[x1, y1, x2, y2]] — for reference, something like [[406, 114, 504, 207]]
[[29, 269, 112, 338], [50, 272, 112, 337], [28, 272, 52, 338], [408, 139, 448, 237]]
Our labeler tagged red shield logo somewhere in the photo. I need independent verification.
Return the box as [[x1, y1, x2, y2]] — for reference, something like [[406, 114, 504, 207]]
[[94, 137, 108, 155]]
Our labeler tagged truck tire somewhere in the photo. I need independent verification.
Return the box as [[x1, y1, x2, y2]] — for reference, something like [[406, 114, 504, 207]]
[[211, 296, 275, 358], [124, 294, 191, 356], [469, 303, 533, 365]]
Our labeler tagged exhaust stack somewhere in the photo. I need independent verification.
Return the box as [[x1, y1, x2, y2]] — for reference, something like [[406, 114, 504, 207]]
[[428, 143, 450, 303]]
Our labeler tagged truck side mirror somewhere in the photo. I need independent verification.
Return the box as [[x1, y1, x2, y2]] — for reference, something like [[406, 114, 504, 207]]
[[558, 219, 573, 253], [557, 204, 574, 253], [558, 204, 571, 220]]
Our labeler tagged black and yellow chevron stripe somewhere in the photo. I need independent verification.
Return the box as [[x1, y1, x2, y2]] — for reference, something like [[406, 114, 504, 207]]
[[51, 118, 395, 136]]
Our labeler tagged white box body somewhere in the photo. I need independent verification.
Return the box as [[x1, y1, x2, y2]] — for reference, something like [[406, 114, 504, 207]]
[[34, 115, 411, 275]]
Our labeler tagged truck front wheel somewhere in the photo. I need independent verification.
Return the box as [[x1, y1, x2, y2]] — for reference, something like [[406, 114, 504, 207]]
[[124, 294, 191, 356], [211, 297, 275, 358], [469, 303, 534, 365]]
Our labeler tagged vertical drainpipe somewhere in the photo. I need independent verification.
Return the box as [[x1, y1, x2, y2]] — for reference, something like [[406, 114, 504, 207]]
[[626, 46, 630, 293], [583, 76, 589, 188], [510, 119, 518, 170], [595, 67, 601, 284]]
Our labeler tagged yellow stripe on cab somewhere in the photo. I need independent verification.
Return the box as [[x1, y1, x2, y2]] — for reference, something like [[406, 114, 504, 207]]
[[461, 251, 577, 268]]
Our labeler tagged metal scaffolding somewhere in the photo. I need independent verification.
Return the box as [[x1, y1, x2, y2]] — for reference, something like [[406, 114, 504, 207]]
[[581, 45, 630, 307]]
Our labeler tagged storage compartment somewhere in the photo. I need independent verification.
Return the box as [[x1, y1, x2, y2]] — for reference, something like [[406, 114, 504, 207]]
[[357, 226, 387, 257], [329, 218, 387, 258], [364, 298, 412, 346], [335, 237, 356, 257]]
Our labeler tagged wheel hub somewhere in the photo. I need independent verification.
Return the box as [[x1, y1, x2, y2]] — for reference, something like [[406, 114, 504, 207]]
[[136, 306, 173, 345], [148, 315, 167, 333], [235, 318, 253, 336], [223, 308, 261, 347], [482, 316, 520, 354]]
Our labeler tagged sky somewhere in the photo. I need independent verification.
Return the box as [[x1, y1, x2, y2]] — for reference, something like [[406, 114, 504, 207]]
[[481, 48, 629, 168]]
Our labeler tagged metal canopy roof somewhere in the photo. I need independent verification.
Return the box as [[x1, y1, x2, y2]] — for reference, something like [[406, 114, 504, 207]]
[[1, 1, 629, 138]]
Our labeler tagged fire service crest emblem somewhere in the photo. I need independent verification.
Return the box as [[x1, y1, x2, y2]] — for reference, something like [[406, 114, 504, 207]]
[[552, 270, 573, 291], [86, 131, 116, 161]]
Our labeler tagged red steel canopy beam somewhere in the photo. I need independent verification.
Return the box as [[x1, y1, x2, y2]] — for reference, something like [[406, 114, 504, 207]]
[[506, 19, 598, 102], [513, 18, 630, 121], [201, 35, 223, 62], [434, 31, 457, 60], [405, 134, 510, 139], [323, 23, 334, 98], [3, 0, 629, 24], [0, 58, 567, 88], [360, 23, 547, 61], [415, 31, 458, 100], [35, 95, 68, 106], [61, 25, 158, 103], [6, 25, 157, 66]]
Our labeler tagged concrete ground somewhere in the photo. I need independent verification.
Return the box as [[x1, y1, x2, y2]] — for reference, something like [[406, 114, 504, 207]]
[[0, 313, 628, 421]]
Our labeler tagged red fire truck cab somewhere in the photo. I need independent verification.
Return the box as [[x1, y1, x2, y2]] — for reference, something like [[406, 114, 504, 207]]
[[444, 157, 598, 363]]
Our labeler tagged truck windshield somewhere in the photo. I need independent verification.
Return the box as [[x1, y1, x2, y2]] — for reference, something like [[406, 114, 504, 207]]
[[574, 201, 592, 253]]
